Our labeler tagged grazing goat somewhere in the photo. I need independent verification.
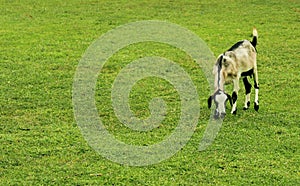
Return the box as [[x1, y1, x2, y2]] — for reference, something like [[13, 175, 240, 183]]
[[208, 28, 259, 119]]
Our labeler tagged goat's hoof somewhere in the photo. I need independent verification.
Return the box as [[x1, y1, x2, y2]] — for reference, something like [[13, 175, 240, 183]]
[[231, 109, 237, 115], [243, 101, 250, 110], [254, 102, 259, 111]]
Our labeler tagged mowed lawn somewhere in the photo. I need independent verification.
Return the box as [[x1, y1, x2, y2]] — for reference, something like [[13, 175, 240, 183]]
[[1, 0, 299, 185]]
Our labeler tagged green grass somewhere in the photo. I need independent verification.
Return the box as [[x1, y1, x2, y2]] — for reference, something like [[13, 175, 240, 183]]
[[1, 0, 299, 185]]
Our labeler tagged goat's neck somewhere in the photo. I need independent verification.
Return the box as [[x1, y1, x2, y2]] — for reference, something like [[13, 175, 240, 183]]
[[214, 67, 225, 92]]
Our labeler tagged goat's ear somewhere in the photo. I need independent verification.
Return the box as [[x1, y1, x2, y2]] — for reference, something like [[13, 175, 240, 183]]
[[207, 95, 213, 109], [216, 54, 223, 66], [227, 51, 236, 60], [226, 93, 233, 107]]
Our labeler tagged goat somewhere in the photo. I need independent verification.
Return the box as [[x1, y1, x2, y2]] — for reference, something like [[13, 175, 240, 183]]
[[208, 28, 259, 119]]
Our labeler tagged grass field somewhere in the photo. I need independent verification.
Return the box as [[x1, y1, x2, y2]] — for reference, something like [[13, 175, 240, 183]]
[[1, 0, 300, 185]]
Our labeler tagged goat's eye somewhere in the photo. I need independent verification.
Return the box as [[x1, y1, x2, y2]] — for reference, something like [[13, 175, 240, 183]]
[[223, 59, 226, 62]]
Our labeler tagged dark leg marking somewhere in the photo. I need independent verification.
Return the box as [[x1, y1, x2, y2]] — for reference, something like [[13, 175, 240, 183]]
[[243, 77, 251, 110], [232, 91, 237, 115], [254, 101, 259, 111], [254, 81, 259, 89], [241, 68, 254, 77], [232, 91, 237, 103], [254, 79, 259, 111], [243, 77, 251, 94]]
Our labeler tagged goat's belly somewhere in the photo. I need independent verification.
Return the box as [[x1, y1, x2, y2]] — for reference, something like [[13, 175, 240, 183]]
[[224, 76, 234, 84], [224, 80, 233, 85]]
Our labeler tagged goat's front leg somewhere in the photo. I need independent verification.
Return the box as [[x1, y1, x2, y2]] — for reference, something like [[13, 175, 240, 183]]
[[231, 78, 240, 114]]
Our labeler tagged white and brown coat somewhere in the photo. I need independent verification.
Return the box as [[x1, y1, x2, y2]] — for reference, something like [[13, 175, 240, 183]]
[[208, 28, 259, 119]]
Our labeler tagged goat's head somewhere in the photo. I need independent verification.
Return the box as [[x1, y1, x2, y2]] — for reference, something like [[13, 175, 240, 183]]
[[208, 89, 232, 119]]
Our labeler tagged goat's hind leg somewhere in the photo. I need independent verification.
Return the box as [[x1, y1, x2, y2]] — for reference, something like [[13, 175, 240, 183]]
[[242, 77, 251, 110], [253, 67, 259, 111]]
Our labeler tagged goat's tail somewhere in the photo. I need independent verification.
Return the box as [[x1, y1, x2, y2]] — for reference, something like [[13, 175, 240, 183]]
[[251, 27, 258, 48]]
